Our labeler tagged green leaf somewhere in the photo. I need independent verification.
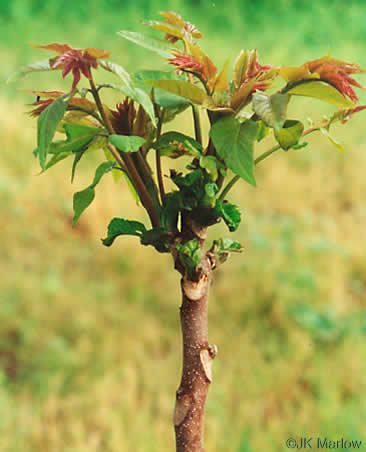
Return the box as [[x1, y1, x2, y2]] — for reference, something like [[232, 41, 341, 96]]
[[140, 227, 172, 253], [147, 79, 209, 105], [219, 238, 243, 252], [109, 135, 146, 152], [71, 150, 86, 183], [274, 120, 304, 150], [256, 120, 270, 142], [215, 200, 241, 232], [102, 218, 146, 247], [176, 238, 202, 278], [134, 70, 191, 111], [37, 94, 69, 170], [103, 147, 140, 202], [95, 80, 156, 127], [320, 128, 344, 152], [45, 151, 72, 170], [117, 31, 172, 58], [172, 169, 218, 208], [73, 188, 95, 227], [160, 192, 181, 229], [199, 155, 225, 181], [292, 142, 308, 150], [99, 60, 133, 87], [90, 161, 116, 187], [7, 59, 52, 84], [287, 81, 354, 108], [128, 87, 157, 127], [153, 131, 202, 157], [210, 238, 243, 266], [141, 20, 184, 39], [252, 92, 289, 131], [50, 124, 103, 154], [72, 161, 115, 226], [210, 117, 258, 186]]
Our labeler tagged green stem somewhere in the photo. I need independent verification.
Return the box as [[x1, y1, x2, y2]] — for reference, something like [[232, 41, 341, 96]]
[[67, 107, 103, 124], [218, 125, 323, 200], [155, 108, 165, 203], [254, 144, 280, 165], [89, 74, 160, 227], [192, 105, 202, 146], [89, 76, 114, 134], [218, 175, 240, 201]]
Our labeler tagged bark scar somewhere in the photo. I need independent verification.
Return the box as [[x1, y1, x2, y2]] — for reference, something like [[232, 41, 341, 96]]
[[200, 349, 214, 383], [174, 393, 191, 426], [182, 275, 209, 301]]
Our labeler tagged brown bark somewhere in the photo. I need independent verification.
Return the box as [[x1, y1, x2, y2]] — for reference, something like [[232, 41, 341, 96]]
[[173, 218, 216, 451]]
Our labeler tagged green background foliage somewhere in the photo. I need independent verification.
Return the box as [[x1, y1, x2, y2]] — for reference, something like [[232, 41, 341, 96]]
[[1, 1, 366, 451]]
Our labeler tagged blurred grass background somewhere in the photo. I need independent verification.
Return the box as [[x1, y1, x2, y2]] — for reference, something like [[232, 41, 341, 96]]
[[1, 1, 366, 451]]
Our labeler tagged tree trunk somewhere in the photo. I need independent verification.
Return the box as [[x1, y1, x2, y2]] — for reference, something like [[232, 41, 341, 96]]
[[173, 217, 216, 451]]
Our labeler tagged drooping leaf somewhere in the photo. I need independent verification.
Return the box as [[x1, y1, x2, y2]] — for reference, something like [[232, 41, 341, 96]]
[[45, 151, 72, 170], [127, 86, 157, 127], [252, 92, 289, 131], [37, 94, 69, 170], [147, 79, 209, 105], [109, 135, 146, 152], [287, 81, 354, 108], [71, 150, 87, 183], [102, 218, 146, 246], [72, 187, 95, 227], [99, 60, 133, 87], [72, 161, 115, 226], [215, 200, 241, 232], [117, 31, 172, 58], [46, 126, 106, 177], [320, 128, 344, 152], [95, 79, 157, 126], [210, 117, 258, 186], [274, 120, 304, 150], [7, 59, 52, 83]]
